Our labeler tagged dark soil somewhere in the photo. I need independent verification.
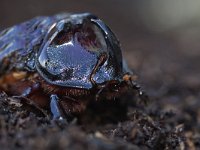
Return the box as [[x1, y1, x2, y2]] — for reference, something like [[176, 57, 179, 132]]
[[1, 1, 200, 150], [0, 90, 186, 150], [0, 34, 198, 150]]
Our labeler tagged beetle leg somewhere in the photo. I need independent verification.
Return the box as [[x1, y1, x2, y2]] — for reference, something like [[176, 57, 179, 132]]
[[62, 96, 87, 113], [50, 95, 86, 121], [50, 94, 65, 120], [89, 52, 107, 86], [95, 85, 106, 101], [11, 95, 48, 117], [95, 81, 121, 101], [123, 74, 149, 104]]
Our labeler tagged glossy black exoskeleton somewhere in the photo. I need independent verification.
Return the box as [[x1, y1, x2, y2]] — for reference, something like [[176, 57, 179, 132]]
[[0, 13, 146, 120]]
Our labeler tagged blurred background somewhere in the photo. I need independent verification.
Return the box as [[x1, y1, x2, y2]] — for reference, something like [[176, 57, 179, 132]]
[[1, 0, 200, 96]]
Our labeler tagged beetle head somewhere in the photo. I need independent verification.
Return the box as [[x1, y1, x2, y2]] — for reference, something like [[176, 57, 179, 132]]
[[36, 13, 123, 89]]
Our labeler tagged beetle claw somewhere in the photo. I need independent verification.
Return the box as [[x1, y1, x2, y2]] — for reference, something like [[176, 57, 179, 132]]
[[131, 84, 149, 105]]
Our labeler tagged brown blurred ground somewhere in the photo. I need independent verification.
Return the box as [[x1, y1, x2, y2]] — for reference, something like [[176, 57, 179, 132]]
[[1, 0, 200, 149]]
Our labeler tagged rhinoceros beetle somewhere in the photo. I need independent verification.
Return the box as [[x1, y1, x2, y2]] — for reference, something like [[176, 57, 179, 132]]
[[0, 13, 147, 120]]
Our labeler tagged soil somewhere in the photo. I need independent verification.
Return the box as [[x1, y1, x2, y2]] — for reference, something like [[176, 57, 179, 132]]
[[0, 31, 199, 150], [1, 1, 200, 150]]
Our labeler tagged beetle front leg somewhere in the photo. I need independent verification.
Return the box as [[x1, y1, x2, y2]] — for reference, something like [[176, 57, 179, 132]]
[[123, 74, 149, 104], [50, 94, 65, 120], [50, 95, 85, 121]]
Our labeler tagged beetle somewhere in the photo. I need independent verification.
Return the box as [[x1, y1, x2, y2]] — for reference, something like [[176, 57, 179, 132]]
[[0, 13, 146, 120]]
